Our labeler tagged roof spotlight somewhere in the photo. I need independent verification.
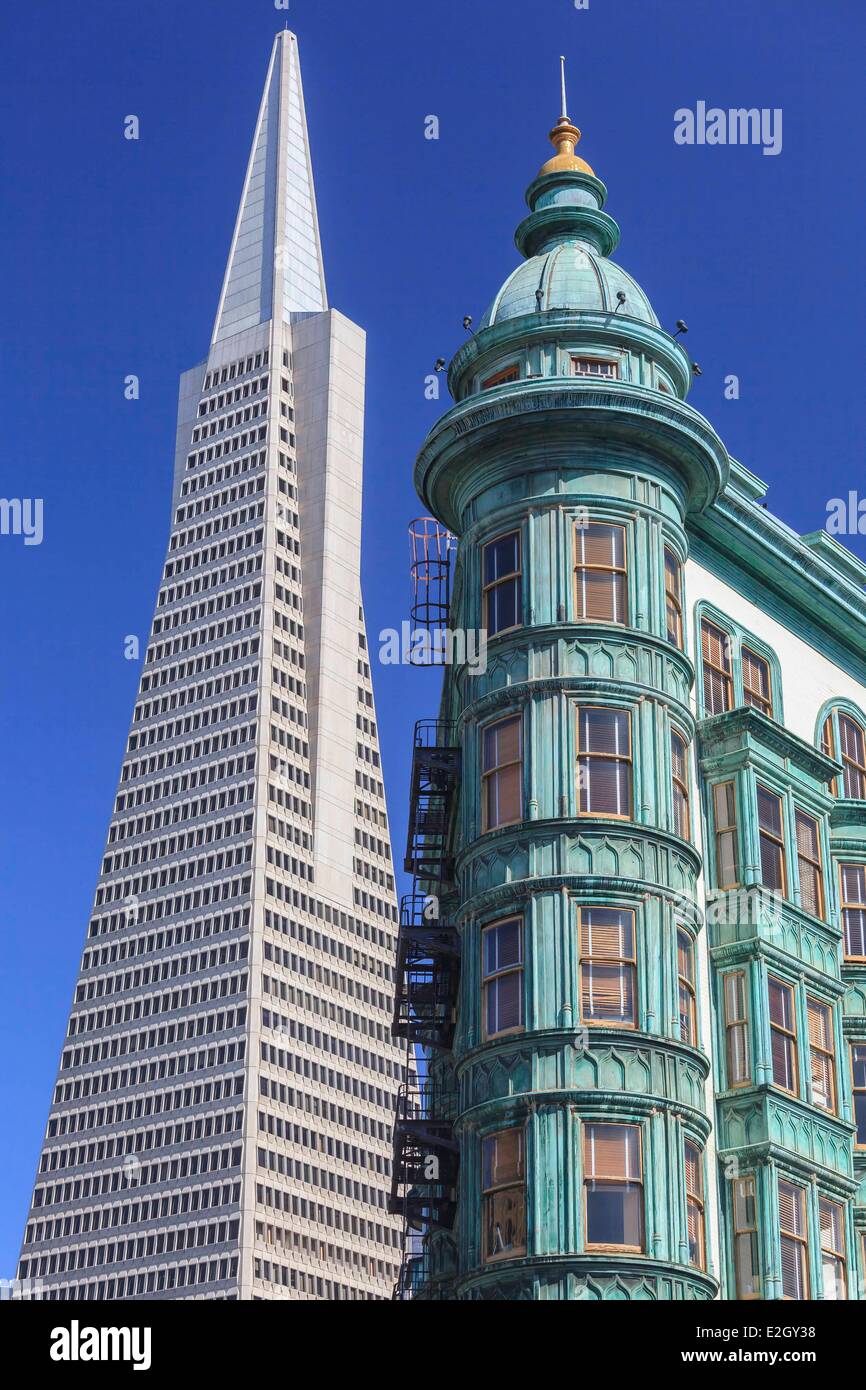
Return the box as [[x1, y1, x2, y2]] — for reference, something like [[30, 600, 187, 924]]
[[462, 316, 473, 331], [673, 320, 689, 337], [613, 290, 627, 313], [535, 289, 545, 310], [434, 358, 446, 373], [691, 362, 703, 377]]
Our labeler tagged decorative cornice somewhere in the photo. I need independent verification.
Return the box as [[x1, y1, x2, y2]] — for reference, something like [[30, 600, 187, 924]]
[[698, 706, 841, 785]]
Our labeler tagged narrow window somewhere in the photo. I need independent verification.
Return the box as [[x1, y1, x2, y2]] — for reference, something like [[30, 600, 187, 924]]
[[481, 364, 519, 390], [769, 977, 798, 1095], [713, 781, 739, 888], [677, 928, 697, 1046], [584, 1123, 643, 1251], [840, 864, 866, 958], [821, 715, 835, 761], [671, 730, 690, 840], [577, 707, 631, 818], [481, 716, 522, 831], [819, 1197, 847, 1300], [571, 356, 618, 379], [795, 809, 824, 919], [664, 546, 683, 648], [807, 996, 836, 1113], [757, 785, 786, 894], [482, 1129, 526, 1262], [732, 1175, 761, 1299], [701, 619, 733, 715], [482, 918, 524, 1039], [482, 532, 522, 637], [579, 907, 636, 1026], [852, 1044, 866, 1147], [574, 522, 628, 624], [684, 1141, 705, 1270], [778, 1180, 809, 1300], [838, 714, 866, 799], [742, 646, 773, 717], [724, 971, 751, 1086]]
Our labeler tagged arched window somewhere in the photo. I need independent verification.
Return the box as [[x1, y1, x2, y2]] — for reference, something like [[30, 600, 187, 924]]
[[817, 704, 866, 800]]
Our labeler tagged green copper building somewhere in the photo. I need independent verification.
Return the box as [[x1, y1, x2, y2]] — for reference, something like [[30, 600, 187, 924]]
[[390, 87, 866, 1302]]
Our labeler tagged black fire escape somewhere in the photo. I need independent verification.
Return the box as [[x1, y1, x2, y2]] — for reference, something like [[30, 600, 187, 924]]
[[389, 522, 461, 1299]]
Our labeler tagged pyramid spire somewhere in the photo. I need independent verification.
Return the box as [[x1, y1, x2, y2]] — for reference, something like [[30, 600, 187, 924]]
[[212, 30, 327, 343]]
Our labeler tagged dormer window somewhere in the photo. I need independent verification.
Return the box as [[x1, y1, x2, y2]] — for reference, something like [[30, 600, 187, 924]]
[[571, 356, 618, 379]]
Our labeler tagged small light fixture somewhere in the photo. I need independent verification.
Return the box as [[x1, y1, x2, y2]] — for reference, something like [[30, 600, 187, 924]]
[[462, 315, 473, 331], [691, 362, 703, 377], [673, 320, 689, 337], [613, 290, 627, 313], [434, 358, 446, 373], [535, 289, 544, 311]]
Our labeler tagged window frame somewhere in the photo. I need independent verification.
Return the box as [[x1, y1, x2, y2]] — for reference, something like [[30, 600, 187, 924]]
[[819, 1195, 847, 1300], [684, 1139, 706, 1271], [576, 705, 633, 821], [480, 713, 523, 833], [480, 363, 520, 391], [806, 994, 836, 1114], [482, 530, 523, 639], [583, 1121, 645, 1254], [723, 969, 751, 1088], [481, 1126, 527, 1265], [851, 1042, 866, 1149], [756, 783, 787, 896], [578, 905, 637, 1029], [697, 608, 781, 723], [677, 926, 698, 1047], [768, 975, 799, 1098], [840, 862, 866, 960], [712, 780, 740, 889], [700, 617, 734, 716], [572, 519, 629, 626], [732, 1174, 761, 1300], [670, 728, 691, 841], [570, 355, 619, 380], [741, 644, 773, 718], [778, 1178, 809, 1301], [794, 807, 824, 920], [838, 712, 866, 800], [664, 545, 683, 649], [481, 916, 524, 1041]]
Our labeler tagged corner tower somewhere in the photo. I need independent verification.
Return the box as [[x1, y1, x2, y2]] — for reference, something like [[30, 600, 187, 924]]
[[394, 70, 729, 1300]]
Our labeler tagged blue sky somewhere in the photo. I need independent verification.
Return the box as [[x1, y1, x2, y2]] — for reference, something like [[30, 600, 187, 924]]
[[1, 0, 864, 1275]]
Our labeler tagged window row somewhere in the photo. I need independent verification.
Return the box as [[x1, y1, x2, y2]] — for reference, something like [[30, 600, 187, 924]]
[[482, 707, 690, 838], [721, 968, 840, 1112], [481, 911, 697, 1044], [731, 1173, 848, 1300], [481, 523, 684, 648], [482, 1122, 706, 1269]]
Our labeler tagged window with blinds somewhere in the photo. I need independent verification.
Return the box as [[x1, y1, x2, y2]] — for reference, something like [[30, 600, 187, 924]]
[[701, 619, 733, 715], [795, 809, 824, 919], [583, 1123, 644, 1251], [677, 928, 697, 1046], [733, 1175, 761, 1299], [821, 715, 835, 761], [577, 707, 632, 818], [852, 1044, 866, 1148], [839, 713, 866, 799], [742, 645, 773, 717], [684, 1141, 705, 1270], [713, 781, 739, 888], [757, 785, 786, 894], [579, 907, 636, 1026], [671, 730, 690, 840], [807, 996, 836, 1112], [482, 1128, 526, 1262], [778, 1180, 809, 1300], [664, 546, 683, 648], [481, 364, 520, 390], [573, 522, 628, 624], [481, 716, 522, 831], [769, 977, 798, 1095], [482, 917, 524, 1039], [840, 863, 866, 958], [724, 970, 751, 1086], [819, 1197, 847, 1300], [571, 356, 619, 379], [482, 531, 522, 637]]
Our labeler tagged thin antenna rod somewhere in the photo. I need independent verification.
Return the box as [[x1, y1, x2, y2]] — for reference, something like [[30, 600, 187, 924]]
[[560, 55, 568, 120]]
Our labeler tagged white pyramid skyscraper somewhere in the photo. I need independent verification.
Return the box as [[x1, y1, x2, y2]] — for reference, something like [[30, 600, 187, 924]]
[[17, 31, 404, 1301]]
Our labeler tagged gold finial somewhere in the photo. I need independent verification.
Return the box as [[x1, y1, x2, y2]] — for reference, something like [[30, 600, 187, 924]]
[[539, 55, 594, 176]]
